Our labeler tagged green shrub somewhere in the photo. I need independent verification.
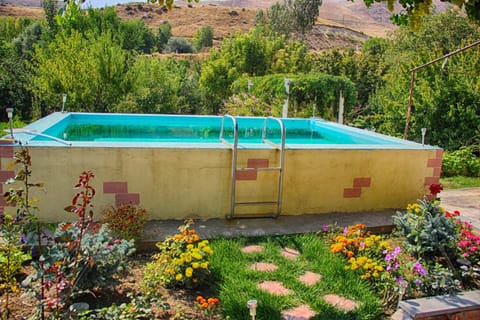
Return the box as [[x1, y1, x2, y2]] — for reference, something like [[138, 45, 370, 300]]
[[442, 146, 480, 177], [164, 37, 194, 53], [193, 26, 213, 51]]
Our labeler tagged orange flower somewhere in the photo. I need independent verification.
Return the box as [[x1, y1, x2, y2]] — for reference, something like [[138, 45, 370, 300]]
[[189, 229, 196, 234], [201, 302, 209, 309], [196, 296, 204, 302]]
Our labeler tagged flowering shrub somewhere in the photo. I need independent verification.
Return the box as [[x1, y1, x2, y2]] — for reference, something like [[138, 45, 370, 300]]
[[194, 296, 221, 320], [456, 220, 480, 264], [101, 204, 147, 242], [143, 219, 213, 289]]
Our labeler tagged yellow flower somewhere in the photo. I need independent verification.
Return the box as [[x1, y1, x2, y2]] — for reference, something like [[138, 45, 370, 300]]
[[200, 262, 209, 269], [185, 267, 193, 278], [175, 273, 183, 281], [186, 244, 194, 250], [203, 246, 213, 255], [192, 251, 202, 260], [192, 262, 200, 269], [184, 253, 192, 263]]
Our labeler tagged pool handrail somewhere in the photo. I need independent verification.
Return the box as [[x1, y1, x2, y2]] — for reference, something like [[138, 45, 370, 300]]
[[6, 128, 72, 146], [222, 115, 285, 219]]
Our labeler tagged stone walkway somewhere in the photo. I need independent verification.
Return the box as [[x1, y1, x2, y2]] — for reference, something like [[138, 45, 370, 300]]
[[242, 244, 359, 320], [441, 188, 480, 230]]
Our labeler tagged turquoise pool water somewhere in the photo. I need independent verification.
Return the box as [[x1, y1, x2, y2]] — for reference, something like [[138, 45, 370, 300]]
[[31, 113, 403, 145]]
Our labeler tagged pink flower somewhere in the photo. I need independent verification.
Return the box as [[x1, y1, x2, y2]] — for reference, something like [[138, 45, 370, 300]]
[[470, 246, 478, 252]]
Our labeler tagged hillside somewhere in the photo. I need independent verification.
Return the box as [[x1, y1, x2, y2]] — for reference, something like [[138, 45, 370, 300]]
[[0, 0, 423, 50]]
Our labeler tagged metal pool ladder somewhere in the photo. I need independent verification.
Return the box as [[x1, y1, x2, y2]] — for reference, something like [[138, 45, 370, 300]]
[[220, 115, 286, 219]]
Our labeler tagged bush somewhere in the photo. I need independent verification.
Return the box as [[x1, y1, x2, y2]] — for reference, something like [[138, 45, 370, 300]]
[[193, 26, 213, 51], [101, 204, 147, 242], [143, 219, 213, 289], [164, 37, 194, 54], [442, 146, 480, 177]]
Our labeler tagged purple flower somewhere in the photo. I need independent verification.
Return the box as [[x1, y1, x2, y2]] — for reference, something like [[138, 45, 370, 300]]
[[323, 225, 329, 232], [396, 276, 404, 283], [413, 261, 427, 276], [359, 241, 365, 249], [20, 234, 26, 244], [414, 279, 422, 285], [394, 261, 400, 271], [343, 226, 348, 236]]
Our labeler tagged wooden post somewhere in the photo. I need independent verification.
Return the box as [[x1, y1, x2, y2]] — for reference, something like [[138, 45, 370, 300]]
[[338, 90, 344, 124]]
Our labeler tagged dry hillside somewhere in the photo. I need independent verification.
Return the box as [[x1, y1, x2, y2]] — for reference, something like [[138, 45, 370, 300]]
[[2, 0, 450, 50]]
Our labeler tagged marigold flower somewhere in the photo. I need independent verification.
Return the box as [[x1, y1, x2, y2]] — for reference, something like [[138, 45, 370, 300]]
[[175, 273, 183, 281], [192, 262, 200, 269], [185, 267, 193, 278]]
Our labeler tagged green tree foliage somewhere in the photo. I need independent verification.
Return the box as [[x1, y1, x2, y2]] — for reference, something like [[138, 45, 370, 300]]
[[0, 17, 37, 42], [31, 30, 133, 115], [264, 0, 322, 39], [156, 22, 172, 53], [367, 9, 480, 149], [115, 56, 203, 114], [0, 40, 33, 121], [358, 0, 480, 28], [199, 29, 312, 113], [193, 26, 213, 51], [231, 73, 357, 120], [42, 0, 58, 37], [310, 37, 388, 107], [12, 21, 44, 59]]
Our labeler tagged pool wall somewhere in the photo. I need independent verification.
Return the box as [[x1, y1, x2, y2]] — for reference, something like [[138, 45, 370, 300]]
[[0, 143, 442, 222]]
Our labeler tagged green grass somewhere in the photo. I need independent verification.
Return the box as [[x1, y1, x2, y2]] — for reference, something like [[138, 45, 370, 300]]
[[440, 176, 480, 189], [210, 234, 383, 320]]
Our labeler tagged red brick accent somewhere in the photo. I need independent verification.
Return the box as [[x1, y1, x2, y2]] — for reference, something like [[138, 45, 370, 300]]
[[0, 171, 15, 183], [436, 149, 444, 159], [235, 170, 257, 181], [0, 146, 13, 158], [115, 193, 140, 206], [247, 158, 269, 168], [432, 167, 442, 178], [353, 177, 371, 188], [427, 158, 442, 168], [425, 176, 440, 186], [344, 188, 361, 198], [103, 182, 128, 194]]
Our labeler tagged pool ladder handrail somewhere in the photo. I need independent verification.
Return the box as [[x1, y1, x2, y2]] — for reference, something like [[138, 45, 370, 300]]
[[220, 115, 286, 219]]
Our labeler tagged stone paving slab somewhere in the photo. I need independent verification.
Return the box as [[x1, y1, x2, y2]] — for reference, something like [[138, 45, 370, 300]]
[[441, 188, 480, 231], [281, 304, 317, 320]]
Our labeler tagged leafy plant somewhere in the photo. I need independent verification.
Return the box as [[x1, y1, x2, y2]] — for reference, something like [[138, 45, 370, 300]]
[[23, 171, 135, 318], [164, 37, 195, 54], [101, 204, 147, 242], [193, 26, 213, 52], [143, 219, 213, 289], [221, 93, 282, 117], [442, 146, 480, 177]]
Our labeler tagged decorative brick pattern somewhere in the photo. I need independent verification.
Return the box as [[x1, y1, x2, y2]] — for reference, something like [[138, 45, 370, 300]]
[[247, 158, 269, 168], [0, 146, 14, 158], [103, 182, 128, 194], [235, 170, 257, 181], [424, 149, 443, 188], [0, 170, 15, 183], [344, 177, 371, 199], [353, 177, 371, 188], [343, 188, 362, 198], [115, 193, 140, 206]]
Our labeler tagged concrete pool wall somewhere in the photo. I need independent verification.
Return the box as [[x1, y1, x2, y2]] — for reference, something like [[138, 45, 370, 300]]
[[0, 142, 442, 222]]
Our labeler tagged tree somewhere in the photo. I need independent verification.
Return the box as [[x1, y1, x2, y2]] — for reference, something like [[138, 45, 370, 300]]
[[357, 0, 480, 28], [366, 10, 480, 149], [156, 22, 172, 53], [265, 0, 322, 39], [31, 30, 133, 115], [193, 26, 213, 51], [42, 0, 58, 37], [289, 0, 322, 40], [164, 37, 194, 53]]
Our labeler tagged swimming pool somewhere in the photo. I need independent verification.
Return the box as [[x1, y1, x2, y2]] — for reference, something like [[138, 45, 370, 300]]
[[0, 112, 443, 222]]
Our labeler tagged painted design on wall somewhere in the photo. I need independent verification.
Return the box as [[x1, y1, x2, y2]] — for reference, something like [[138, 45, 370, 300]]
[[103, 181, 140, 206], [424, 149, 443, 186], [235, 158, 270, 181], [0, 146, 14, 208], [343, 177, 372, 198]]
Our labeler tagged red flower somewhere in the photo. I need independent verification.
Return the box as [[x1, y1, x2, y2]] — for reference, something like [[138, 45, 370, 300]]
[[429, 183, 443, 195]]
